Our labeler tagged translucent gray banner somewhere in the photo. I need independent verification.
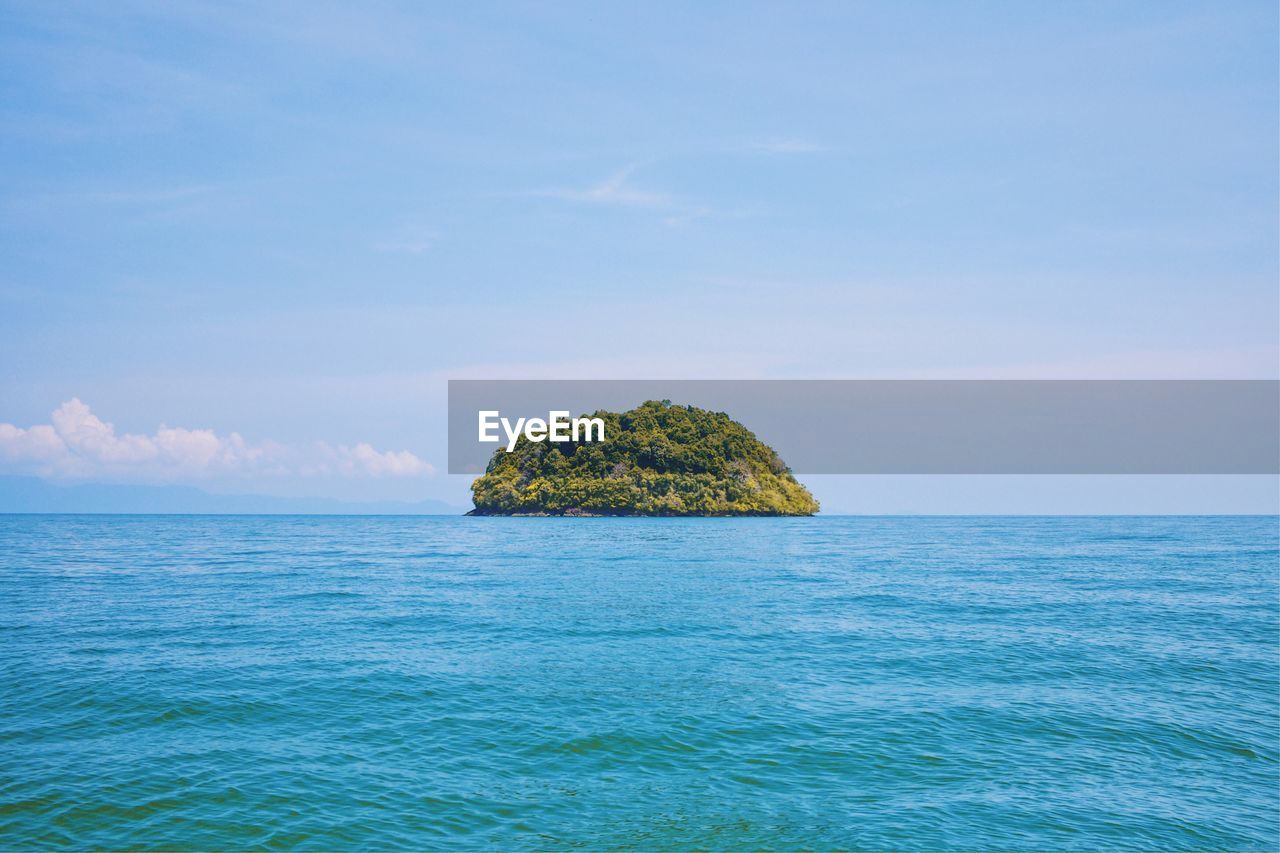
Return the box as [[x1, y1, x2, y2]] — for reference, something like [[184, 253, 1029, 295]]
[[447, 380, 1279, 475]]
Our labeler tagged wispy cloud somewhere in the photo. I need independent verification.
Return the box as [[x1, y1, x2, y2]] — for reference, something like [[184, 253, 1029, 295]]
[[373, 223, 438, 254], [0, 399, 433, 483], [4, 183, 221, 219], [529, 164, 765, 228], [747, 138, 827, 154], [533, 164, 670, 207]]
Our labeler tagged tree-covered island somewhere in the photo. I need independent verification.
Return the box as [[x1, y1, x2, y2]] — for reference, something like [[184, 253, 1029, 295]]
[[469, 400, 819, 516]]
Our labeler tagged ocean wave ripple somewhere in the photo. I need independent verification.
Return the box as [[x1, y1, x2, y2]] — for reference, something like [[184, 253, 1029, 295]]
[[0, 515, 1276, 850]]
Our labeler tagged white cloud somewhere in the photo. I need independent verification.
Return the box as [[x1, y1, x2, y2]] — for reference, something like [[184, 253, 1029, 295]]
[[0, 399, 433, 482], [320, 441, 432, 478], [373, 223, 438, 254], [747, 138, 827, 154], [535, 164, 670, 207]]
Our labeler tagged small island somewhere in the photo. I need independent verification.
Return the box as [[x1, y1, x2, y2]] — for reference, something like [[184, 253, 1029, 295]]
[[469, 400, 819, 516]]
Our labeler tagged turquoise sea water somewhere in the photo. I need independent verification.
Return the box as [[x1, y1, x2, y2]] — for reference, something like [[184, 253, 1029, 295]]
[[1, 515, 1277, 851]]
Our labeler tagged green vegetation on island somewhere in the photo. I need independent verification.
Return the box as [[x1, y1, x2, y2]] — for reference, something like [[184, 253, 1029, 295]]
[[469, 400, 819, 516]]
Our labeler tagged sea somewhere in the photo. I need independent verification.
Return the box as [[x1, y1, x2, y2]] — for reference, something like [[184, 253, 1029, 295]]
[[1, 515, 1277, 851]]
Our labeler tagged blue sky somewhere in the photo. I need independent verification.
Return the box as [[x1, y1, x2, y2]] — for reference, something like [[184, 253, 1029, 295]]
[[0, 1, 1276, 509]]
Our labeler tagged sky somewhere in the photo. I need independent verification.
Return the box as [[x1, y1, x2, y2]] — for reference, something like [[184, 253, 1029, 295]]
[[0, 1, 1276, 510]]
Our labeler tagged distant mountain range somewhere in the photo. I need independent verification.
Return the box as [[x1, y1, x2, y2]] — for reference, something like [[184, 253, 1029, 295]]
[[0, 476, 465, 515]]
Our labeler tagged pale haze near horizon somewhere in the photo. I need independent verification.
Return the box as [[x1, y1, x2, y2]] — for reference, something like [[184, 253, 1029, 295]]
[[0, 2, 1276, 512]]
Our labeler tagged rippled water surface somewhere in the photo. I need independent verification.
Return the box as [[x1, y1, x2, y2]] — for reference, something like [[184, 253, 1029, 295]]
[[1, 515, 1277, 850]]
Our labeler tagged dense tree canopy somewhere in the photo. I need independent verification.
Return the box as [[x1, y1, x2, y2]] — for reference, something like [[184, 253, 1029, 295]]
[[470, 400, 819, 516]]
